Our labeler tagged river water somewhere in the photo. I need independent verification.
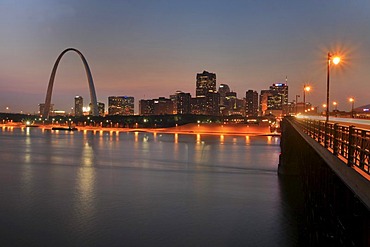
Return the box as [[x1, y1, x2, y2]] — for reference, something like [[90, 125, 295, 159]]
[[0, 127, 304, 246]]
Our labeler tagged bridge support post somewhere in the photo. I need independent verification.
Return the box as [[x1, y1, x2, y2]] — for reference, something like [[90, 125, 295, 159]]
[[348, 126, 355, 167], [324, 122, 329, 148], [359, 130, 366, 170], [333, 123, 339, 155]]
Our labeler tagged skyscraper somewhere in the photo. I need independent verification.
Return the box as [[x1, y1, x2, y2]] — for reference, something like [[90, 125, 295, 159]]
[[269, 83, 288, 110], [259, 83, 289, 116], [195, 71, 219, 115], [218, 83, 230, 106], [196, 71, 216, 97], [245, 90, 258, 117], [74, 96, 83, 117]]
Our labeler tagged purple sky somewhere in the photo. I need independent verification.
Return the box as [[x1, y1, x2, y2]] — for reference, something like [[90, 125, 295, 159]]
[[1, 0, 370, 114]]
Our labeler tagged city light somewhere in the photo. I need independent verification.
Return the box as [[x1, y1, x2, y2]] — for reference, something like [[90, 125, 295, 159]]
[[332, 56, 341, 65]]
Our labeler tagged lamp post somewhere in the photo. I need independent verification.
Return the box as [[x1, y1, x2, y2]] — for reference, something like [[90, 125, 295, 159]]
[[303, 85, 311, 112], [333, 101, 338, 110], [349, 97, 355, 118], [326, 53, 341, 122], [295, 94, 300, 114]]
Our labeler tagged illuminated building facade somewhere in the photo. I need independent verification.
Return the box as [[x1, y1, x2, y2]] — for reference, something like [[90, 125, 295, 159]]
[[74, 96, 83, 117], [139, 99, 154, 115], [98, 102, 105, 116], [269, 83, 288, 111], [196, 70, 216, 97], [176, 92, 191, 114], [139, 97, 173, 115], [245, 90, 258, 117], [108, 96, 134, 116]]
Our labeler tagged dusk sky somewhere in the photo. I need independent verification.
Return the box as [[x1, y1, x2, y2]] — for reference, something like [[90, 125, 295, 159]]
[[1, 0, 370, 113]]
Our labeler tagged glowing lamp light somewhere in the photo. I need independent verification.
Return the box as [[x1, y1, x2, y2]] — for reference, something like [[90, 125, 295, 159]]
[[332, 56, 341, 65]]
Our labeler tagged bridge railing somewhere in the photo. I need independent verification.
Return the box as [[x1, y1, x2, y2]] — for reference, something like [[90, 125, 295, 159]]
[[294, 118, 370, 176]]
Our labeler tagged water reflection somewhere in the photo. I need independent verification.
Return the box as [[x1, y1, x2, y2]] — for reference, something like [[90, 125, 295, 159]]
[[0, 127, 294, 246]]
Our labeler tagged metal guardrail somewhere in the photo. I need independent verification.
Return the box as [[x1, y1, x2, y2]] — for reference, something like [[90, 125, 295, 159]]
[[295, 118, 370, 176]]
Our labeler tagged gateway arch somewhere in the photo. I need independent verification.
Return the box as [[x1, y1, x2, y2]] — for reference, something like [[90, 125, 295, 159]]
[[42, 48, 99, 118]]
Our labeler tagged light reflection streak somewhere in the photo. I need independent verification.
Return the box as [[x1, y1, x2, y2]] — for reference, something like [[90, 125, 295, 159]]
[[267, 136, 272, 144], [196, 134, 201, 144], [75, 164, 96, 228], [174, 133, 178, 144], [245, 135, 250, 144], [135, 132, 139, 142], [220, 135, 224, 144], [153, 132, 157, 142]]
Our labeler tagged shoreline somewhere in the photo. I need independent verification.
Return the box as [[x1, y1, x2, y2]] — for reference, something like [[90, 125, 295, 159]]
[[1, 123, 280, 136]]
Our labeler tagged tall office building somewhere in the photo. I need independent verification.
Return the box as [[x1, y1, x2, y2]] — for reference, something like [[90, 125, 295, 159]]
[[108, 96, 134, 115], [269, 83, 288, 110], [259, 83, 288, 116], [218, 84, 230, 106], [195, 71, 219, 115], [74, 96, 83, 117], [260, 90, 272, 116], [245, 90, 258, 117], [196, 71, 216, 97]]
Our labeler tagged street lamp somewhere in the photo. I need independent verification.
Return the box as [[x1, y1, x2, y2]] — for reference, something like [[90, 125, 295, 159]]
[[349, 97, 355, 118], [333, 101, 338, 110], [295, 94, 300, 114], [322, 104, 327, 116], [303, 85, 311, 112], [326, 53, 341, 122]]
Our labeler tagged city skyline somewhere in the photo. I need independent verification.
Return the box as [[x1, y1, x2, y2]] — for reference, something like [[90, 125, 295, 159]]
[[1, 1, 370, 113]]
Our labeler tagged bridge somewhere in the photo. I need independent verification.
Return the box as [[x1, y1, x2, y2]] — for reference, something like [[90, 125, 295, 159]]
[[279, 116, 370, 246]]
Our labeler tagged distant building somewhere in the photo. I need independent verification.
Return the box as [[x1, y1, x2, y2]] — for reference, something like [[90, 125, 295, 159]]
[[153, 97, 173, 115], [205, 91, 220, 116], [259, 90, 272, 116], [218, 84, 230, 106], [245, 90, 258, 117], [196, 71, 216, 97], [176, 91, 191, 114], [108, 96, 134, 115], [170, 94, 178, 114], [139, 97, 173, 115], [259, 83, 288, 117], [98, 102, 105, 116], [194, 71, 219, 115], [139, 99, 154, 115], [74, 96, 83, 117], [269, 83, 289, 113], [190, 97, 205, 115]]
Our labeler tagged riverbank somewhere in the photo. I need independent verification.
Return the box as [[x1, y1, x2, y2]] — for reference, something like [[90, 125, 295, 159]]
[[1, 122, 279, 136]]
